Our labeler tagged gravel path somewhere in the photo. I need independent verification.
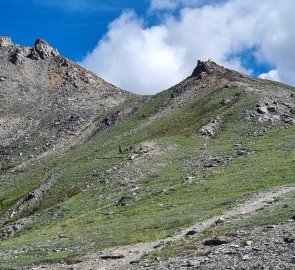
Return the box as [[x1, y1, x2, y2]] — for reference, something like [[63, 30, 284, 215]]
[[29, 185, 295, 270]]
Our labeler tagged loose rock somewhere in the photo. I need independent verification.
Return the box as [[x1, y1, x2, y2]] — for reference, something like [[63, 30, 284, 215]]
[[203, 237, 229, 246], [100, 253, 125, 260]]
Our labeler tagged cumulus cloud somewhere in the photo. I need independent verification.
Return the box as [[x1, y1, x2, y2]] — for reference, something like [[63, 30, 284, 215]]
[[259, 70, 280, 82], [81, 0, 295, 94], [82, 12, 185, 94]]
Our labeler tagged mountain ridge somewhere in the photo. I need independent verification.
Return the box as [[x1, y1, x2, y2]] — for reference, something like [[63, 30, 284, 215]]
[[0, 37, 135, 173], [0, 37, 294, 269]]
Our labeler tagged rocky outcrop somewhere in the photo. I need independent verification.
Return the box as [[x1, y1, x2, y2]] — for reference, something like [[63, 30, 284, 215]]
[[190, 60, 250, 83], [191, 60, 227, 78], [246, 100, 295, 124], [0, 36, 12, 47], [30, 39, 59, 60], [10, 48, 26, 64], [199, 117, 222, 138]]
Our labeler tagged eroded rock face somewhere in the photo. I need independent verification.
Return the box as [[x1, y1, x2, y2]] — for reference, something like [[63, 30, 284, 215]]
[[192, 60, 228, 78], [30, 39, 59, 60], [0, 36, 13, 47]]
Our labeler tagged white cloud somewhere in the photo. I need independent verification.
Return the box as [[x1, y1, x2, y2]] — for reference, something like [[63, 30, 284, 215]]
[[259, 70, 280, 82], [81, 0, 295, 94], [81, 12, 185, 94]]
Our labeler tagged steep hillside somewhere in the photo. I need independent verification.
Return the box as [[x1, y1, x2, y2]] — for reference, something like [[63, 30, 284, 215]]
[[0, 37, 136, 173], [0, 39, 294, 269]]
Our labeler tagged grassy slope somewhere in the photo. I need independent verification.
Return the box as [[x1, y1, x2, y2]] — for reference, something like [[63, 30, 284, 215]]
[[0, 83, 295, 267]]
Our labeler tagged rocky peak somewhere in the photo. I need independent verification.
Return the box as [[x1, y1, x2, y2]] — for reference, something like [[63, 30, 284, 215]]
[[0, 36, 13, 47], [191, 60, 228, 78], [30, 39, 59, 60]]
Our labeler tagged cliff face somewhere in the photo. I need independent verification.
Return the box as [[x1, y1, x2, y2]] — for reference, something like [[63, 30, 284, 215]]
[[0, 37, 132, 170]]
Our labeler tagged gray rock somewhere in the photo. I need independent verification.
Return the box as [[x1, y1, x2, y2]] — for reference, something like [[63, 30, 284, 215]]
[[199, 117, 222, 137], [257, 106, 268, 114], [116, 196, 131, 206], [282, 115, 295, 124], [185, 230, 198, 236], [128, 155, 135, 160], [220, 98, 231, 106], [0, 36, 13, 47], [237, 150, 248, 156], [187, 259, 201, 267], [242, 255, 251, 261], [267, 105, 277, 112], [225, 82, 239, 88], [284, 236, 295, 243], [100, 253, 125, 260], [215, 217, 225, 224], [203, 237, 229, 246], [30, 39, 59, 60], [11, 48, 25, 64], [245, 240, 253, 246], [185, 176, 193, 181]]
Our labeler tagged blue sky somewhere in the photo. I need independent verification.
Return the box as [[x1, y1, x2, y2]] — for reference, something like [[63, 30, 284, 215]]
[[0, 0, 149, 61], [1, 0, 294, 94]]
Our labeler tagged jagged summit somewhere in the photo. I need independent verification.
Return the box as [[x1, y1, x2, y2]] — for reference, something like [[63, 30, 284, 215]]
[[190, 59, 249, 83], [30, 38, 59, 60], [0, 36, 59, 62], [191, 60, 227, 77], [166, 59, 250, 104]]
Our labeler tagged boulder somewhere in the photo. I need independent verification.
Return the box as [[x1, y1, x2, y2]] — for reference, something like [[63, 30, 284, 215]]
[[203, 237, 229, 246], [185, 230, 198, 236], [100, 253, 124, 260], [11, 48, 25, 65], [0, 36, 13, 47]]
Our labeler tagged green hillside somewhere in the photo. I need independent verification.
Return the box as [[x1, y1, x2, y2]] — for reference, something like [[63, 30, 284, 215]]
[[0, 61, 295, 268]]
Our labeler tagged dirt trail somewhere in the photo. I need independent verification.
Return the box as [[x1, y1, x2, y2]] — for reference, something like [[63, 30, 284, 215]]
[[30, 185, 295, 270]]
